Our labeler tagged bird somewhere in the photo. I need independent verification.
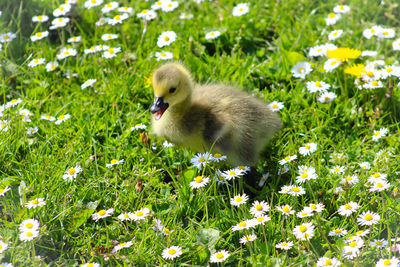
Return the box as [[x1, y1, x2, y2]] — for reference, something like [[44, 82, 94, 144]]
[[150, 62, 282, 167]]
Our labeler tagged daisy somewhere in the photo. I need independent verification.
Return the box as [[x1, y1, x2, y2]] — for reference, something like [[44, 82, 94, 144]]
[[323, 59, 342, 72], [341, 174, 359, 185], [92, 208, 114, 221], [27, 126, 39, 135], [0, 32, 17, 43], [112, 241, 133, 253], [0, 240, 8, 254], [293, 222, 315, 240], [328, 228, 348, 237], [369, 180, 390, 192], [19, 108, 32, 118], [6, 98, 23, 108], [258, 172, 269, 187], [26, 198, 46, 209], [155, 51, 173, 61], [190, 152, 210, 169], [222, 168, 244, 180], [0, 120, 10, 132], [250, 200, 270, 217], [338, 201, 360, 216], [232, 3, 249, 17], [296, 166, 317, 184], [67, 36, 81, 43], [19, 230, 40, 242], [84, 0, 103, 9], [32, 15, 49, 22], [28, 58, 45, 68], [30, 31, 49, 42], [151, 1, 165, 10], [291, 62, 312, 79], [240, 234, 257, 245], [372, 128, 388, 141], [376, 257, 399, 267], [236, 165, 251, 173], [161, 1, 179, 12], [308, 43, 337, 57], [118, 7, 133, 13], [106, 159, 124, 168], [318, 91, 336, 103], [359, 161, 371, 170], [205, 31, 221, 40], [137, 9, 157, 21], [299, 143, 317, 156], [162, 141, 174, 148], [355, 229, 370, 237], [81, 263, 100, 267], [306, 81, 330, 93], [275, 241, 293, 250], [210, 250, 230, 263], [232, 219, 256, 232], [190, 175, 210, 189], [368, 172, 388, 182], [157, 31, 177, 48], [103, 47, 121, 58], [81, 79, 97, 89], [95, 44, 109, 52], [330, 165, 345, 174], [179, 13, 193, 20], [108, 13, 129, 25], [357, 211, 380, 226], [0, 186, 10, 197], [253, 215, 271, 225], [288, 185, 306, 196], [53, 3, 71, 17], [20, 219, 40, 232], [230, 194, 248, 207], [279, 155, 297, 165], [131, 207, 151, 221], [378, 28, 395, 39], [57, 48, 77, 60], [278, 165, 289, 175], [117, 212, 133, 221], [279, 185, 292, 194], [333, 5, 350, 13], [325, 12, 341, 25], [101, 1, 119, 14], [62, 165, 82, 182], [308, 203, 324, 213], [392, 39, 400, 51], [268, 101, 284, 112], [131, 123, 147, 130], [276, 205, 295, 216], [342, 247, 360, 259], [361, 50, 378, 57], [381, 65, 400, 79], [161, 246, 182, 260], [328, 29, 343, 41], [211, 153, 227, 162], [370, 239, 388, 249], [316, 257, 341, 267], [55, 114, 71, 125], [363, 80, 383, 89], [95, 17, 109, 26], [46, 61, 59, 72], [297, 208, 313, 218], [101, 33, 118, 41], [50, 17, 70, 29]]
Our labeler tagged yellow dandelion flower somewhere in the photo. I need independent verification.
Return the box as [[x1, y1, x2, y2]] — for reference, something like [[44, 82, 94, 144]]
[[344, 64, 366, 78], [327, 48, 361, 62]]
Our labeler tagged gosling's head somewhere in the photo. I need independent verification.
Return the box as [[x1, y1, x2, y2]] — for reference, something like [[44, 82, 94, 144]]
[[150, 62, 193, 120]]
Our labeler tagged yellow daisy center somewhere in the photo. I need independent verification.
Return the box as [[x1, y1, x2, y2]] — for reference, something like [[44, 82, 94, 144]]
[[298, 67, 305, 73], [216, 252, 224, 259], [68, 168, 76, 175], [26, 223, 34, 228], [114, 15, 121, 20], [299, 225, 307, 232], [371, 28, 375, 33], [164, 36, 170, 42], [331, 61, 337, 66], [229, 170, 236, 175], [256, 204, 263, 211], [328, 12, 335, 18], [301, 173, 308, 179], [281, 242, 288, 246], [364, 214, 373, 221], [98, 210, 106, 216], [346, 176, 352, 181], [387, 68, 393, 73], [374, 132, 380, 137], [325, 259, 332, 265], [344, 204, 352, 210], [356, 230, 364, 235], [235, 197, 243, 202], [136, 211, 144, 217], [36, 32, 42, 37], [63, 51, 70, 55], [195, 176, 203, 183], [59, 6, 64, 11], [339, 5, 344, 10], [376, 241, 383, 245], [168, 249, 176, 255], [239, 222, 247, 227], [0, 189, 3, 193], [334, 229, 342, 233], [372, 81, 379, 86], [349, 241, 357, 247], [282, 206, 290, 212], [284, 156, 291, 161], [32, 199, 39, 205], [38, 16, 42, 20], [58, 115, 65, 120], [310, 204, 317, 210], [108, 48, 114, 54], [333, 32, 338, 36], [373, 173, 381, 178], [1, 124, 5, 129], [376, 183, 383, 188], [272, 104, 278, 109], [26, 232, 33, 237], [123, 214, 129, 218], [292, 187, 300, 192], [384, 260, 392, 266], [214, 153, 222, 158], [161, 52, 167, 57], [107, 3, 112, 7], [142, 9, 148, 14], [163, 228, 170, 234], [11, 99, 17, 103], [383, 31, 389, 35]]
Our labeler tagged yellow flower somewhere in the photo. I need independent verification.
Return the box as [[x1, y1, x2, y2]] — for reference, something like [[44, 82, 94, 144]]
[[144, 73, 153, 88], [344, 64, 366, 78], [327, 48, 361, 62]]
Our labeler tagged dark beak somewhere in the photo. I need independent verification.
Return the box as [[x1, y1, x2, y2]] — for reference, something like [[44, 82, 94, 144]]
[[151, 97, 169, 120]]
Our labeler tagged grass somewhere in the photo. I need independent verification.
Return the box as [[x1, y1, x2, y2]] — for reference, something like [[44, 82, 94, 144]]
[[0, 0, 399, 266]]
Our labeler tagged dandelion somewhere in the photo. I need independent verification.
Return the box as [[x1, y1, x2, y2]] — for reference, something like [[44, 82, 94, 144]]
[[328, 29, 343, 41], [162, 246, 182, 260], [279, 155, 297, 165], [333, 5, 350, 13], [157, 31, 177, 48], [370, 239, 388, 249], [81, 79, 97, 90], [0, 240, 8, 253], [338, 201, 360, 216], [0, 32, 17, 43], [344, 64, 366, 78], [230, 194, 248, 207], [103, 47, 121, 58], [357, 211, 380, 226], [19, 229, 40, 242], [323, 59, 342, 72], [55, 114, 71, 125], [106, 159, 124, 168], [325, 12, 341, 25], [328, 228, 348, 237], [316, 257, 341, 267], [276, 205, 295, 216], [101, 1, 119, 14], [249, 200, 270, 217], [291, 62, 312, 79], [57, 48, 77, 60], [375, 257, 399, 267], [190, 152, 210, 169], [293, 222, 315, 240], [232, 3, 249, 17], [327, 47, 361, 62], [30, 31, 49, 42], [108, 13, 129, 25], [101, 33, 118, 41], [118, 212, 133, 221], [155, 51, 173, 61], [190, 175, 210, 189], [210, 250, 230, 263], [32, 15, 49, 22], [240, 234, 257, 244], [372, 128, 388, 141], [112, 241, 133, 253], [26, 198, 46, 209], [275, 241, 293, 250], [131, 207, 151, 222], [205, 31, 221, 40], [46, 61, 59, 72], [20, 219, 40, 232], [268, 101, 284, 112], [92, 208, 114, 221]]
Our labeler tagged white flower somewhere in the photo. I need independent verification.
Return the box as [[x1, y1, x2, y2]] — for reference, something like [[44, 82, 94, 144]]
[[275, 241, 293, 250], [155, 51, 173, 61], [230, 194, 248, 207], [278, 165, 289, 175], [372, 127, 388, 141], [101, 33, 118, 41], [190, 152, 211, 169], [95, 17, 109, 26], [19, 109, 32, 117], [157, 31, 177, 48], [232, 219, 256, 232], [50, 17, 70, 29], [92, 208, 114, 221], [239, 234, 257, 244], [161, 246, 182, 260], [190, 175, 210, 189], [26, 198, 46, 209], [106, 159, 124, 168], [19, 230, 40, 242], [296, 166, 317, 183], [151, 1, 164, 10], [20, 219, 40, 232], [179, 13, 193, 20], [325, 12, 341, 25], [27, 126, 39, 135], [276, 205, 295, 216], [161, 1, 179, 12], [291, 62, 312, 79], [268, 101, 284, 112], [84, 0, 103, 9], [279, 155, 297, 165], [381, 65, 400, 79], [370, 239, 388, 249], [222, 168, 244, 180], [137, 9, 157, 21], [57, 47, 77, 60], [46, 61, 59, 72], [297, 208, 313, 218], [368, 172, 388, 183], [162, 140, 174, 148], [341, 175, 359, 185], [118, 212, 133, 221], [118, 7, 133, 13], [232, 3, 249, 17], [5, 98, 22, 108], [55, 114, 71, 125], [0, 120, 9, 132], [205, 31, 221, 40], [81, 263, 100, 267], [28, 58, 45, 68], [131, 123, 147, 131], [0, 240, 9, 254], [30, 31, 49, 42], [0, 186, 11, 197], [81, 79, 97, 89], [359, 161, 371, 170], [293, 222, 315, 240], [338, 201, 360, 216], [308, 43, 337, 57], [62, 165, 83, 182], [210, 153, 227, 162], [306, 81, 330, 93], [41, 114, 56, 121], [328, 228, 348, 237], [363, 80, 383, 89], [357, 211, 380, 226], [378, 28, 395, 39], [131, 207, 151, 221], [258, 172, 269, 187], [103, 47, 121, 58], [0, 32, 17, 43], [376, 257, 400, 267], [101, 1, 119, 14], [308, 203, 324, 213], [32, 15, 49, 23], [112, 241, 133, 253], [323, 59, 342, 72], [392, 38, 400, 51], [330, 166, 345, 175], [249, 200, 270, 217], [318, 91, 336, 103], [363, 25, 382, 39], [361, 50, 378, 57], [333, 5, 350, 13], [210, 250, 230, 263], [316, 257, 341, 267], [53, 3, 71, 17], [287, 185, 306, 196], [67, 36, 81, 43], [299, 143, 317, 156], [328, 29, 343, 41], [369, 180, 390, 192], [108, 13, 129, 25]]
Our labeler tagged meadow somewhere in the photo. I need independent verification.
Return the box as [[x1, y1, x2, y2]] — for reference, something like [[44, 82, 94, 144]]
[[0, 0, 399, 266]]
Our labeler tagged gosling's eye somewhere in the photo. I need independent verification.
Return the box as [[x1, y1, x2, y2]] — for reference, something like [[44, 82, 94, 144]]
[[169, 87, 177, 94]]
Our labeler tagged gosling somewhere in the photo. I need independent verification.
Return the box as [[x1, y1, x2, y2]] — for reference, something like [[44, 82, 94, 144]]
[[150, 62, 282, 166]]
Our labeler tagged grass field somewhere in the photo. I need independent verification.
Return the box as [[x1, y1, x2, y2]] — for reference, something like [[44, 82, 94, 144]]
[[0, 0, 400, 266]]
